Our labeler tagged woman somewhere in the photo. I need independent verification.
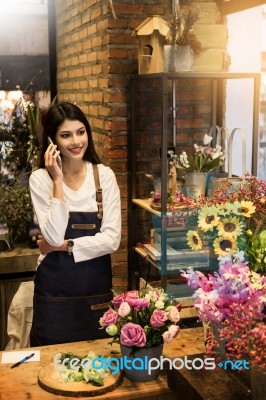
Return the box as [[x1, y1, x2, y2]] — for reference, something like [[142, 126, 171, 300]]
[[29, 102, 121, 346]]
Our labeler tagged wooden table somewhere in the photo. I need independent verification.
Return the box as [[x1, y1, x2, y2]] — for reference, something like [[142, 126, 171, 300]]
[[0, 327, 205, 400], [168, 354, 252, 400]]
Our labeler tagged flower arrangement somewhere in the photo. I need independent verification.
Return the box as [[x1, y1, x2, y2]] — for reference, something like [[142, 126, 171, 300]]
[[185, 200, 253, 259], [198, 174, 266, 274], [165, 4, 203, 55], [169, 134, 225, 173], [58, 351, 110, 386], [182, 252, 266, 366], [99, 285, 181, 350], [181, 251, 266, 325]]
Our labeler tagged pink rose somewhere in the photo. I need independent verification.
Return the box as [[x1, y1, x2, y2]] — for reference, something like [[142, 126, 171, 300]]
[[163, 325, 180, 343], [112, 293, 125, 307], [124, 290, 139, 301], [120, 323, 146, 347], [99, 309, 118, 327], [118, 301, 131, 317], [128, 297, 150, 310], [150, 309, 167, 327], [167, 306, 181, 323]]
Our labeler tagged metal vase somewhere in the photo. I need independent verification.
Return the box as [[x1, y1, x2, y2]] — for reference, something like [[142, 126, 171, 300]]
[[184, 173, 208, 199], [120, 344, 163, 382], [164, 45, 194, 72]]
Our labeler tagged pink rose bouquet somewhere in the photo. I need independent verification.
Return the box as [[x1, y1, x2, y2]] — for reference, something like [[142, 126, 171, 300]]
[[99, 285, 181, 349]]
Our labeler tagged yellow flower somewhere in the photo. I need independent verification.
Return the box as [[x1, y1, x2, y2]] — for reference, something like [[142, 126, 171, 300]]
[[198, 206, 220, 232], [217, 217, 245, 238], [237, 201, 256, 218], [218, 202, 240, 215], [187, 230, 203, 250], [213, 236, 237, 257]]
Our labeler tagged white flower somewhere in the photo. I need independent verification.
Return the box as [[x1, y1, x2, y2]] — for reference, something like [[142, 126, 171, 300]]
[[203, 133, 213, 145], [155, 300, 165, 309], [118, 301, 131, 317], [180, 152, 190, 168]]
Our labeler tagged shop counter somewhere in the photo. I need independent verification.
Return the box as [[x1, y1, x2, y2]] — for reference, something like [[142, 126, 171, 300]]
[[0, 327, 205, 400]]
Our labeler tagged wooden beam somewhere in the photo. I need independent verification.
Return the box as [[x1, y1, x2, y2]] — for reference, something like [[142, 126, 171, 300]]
[[217, 0, 265, 15]]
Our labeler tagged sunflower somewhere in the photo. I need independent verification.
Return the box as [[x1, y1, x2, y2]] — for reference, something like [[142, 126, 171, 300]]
[[187, 230, 203, 251], [198, 206, 220, 232], [217, 217, 245, 238], [236, 201, 256, 218], [218, 202, 241, 216], [213, 236, 237, 257]]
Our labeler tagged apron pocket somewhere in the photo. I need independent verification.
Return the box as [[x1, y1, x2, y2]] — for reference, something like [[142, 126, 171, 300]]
[[31, 291, 112, 346]]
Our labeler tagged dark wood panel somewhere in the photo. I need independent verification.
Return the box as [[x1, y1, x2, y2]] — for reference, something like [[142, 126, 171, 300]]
[[0, 55, 50, 91]]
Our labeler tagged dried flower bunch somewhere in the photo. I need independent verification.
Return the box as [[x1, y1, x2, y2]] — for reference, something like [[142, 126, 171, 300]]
[[169, 134, 226, 173], [165, 4, 203, 55], [209, 303, 266, 368], [99, 285, 181, 350]]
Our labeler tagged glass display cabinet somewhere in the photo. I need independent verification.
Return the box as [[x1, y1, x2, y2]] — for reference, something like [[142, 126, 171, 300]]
[[129, 72, 260, 300]]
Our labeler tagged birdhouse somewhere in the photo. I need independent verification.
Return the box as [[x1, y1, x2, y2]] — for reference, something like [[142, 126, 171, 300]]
[[133, 16, 169, 74]]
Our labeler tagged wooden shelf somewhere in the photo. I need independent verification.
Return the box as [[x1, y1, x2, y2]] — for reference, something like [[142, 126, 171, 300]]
[[133, 198, 160, 215]]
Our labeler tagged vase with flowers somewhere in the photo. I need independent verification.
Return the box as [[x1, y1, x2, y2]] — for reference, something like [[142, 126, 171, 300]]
[[169, 134, 225, 199], [99, 284, 181, 381], [164, 4, 203, 71]]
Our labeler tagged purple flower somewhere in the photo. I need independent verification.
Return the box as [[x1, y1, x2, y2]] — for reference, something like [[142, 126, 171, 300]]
[[120, 323, 146, 347]]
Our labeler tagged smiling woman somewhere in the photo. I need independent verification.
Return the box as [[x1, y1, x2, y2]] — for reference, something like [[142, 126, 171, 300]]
[[28, 101, 122, 347]]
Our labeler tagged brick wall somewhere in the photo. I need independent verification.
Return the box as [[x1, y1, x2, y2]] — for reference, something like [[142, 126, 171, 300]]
[[54, 0, 227, 293]]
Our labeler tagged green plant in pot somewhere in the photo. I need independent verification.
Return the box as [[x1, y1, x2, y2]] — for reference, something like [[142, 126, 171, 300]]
[[0, 97, 41, 245], [0, 177, 34, 244]]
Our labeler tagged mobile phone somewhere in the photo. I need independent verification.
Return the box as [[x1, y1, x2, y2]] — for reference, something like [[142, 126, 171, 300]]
[[47, 136, 62, 169]]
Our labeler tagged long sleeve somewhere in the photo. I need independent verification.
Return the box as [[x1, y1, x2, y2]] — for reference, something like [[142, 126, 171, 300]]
[[29, 163, 121, 263]]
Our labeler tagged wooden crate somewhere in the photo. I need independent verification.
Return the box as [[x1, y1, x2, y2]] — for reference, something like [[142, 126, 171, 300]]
[[192, 48, 230, 72], [194, 24, 228, 49]]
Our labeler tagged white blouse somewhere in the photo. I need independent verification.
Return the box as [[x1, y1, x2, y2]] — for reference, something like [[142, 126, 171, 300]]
[[29, 162, 121, 264]]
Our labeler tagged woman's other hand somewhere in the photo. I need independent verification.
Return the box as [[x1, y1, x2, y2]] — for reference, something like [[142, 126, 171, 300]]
[[37, 237, 67, 255]]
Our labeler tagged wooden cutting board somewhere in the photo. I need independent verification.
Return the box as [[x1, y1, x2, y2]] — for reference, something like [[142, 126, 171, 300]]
[[38, 362, 123, 397]]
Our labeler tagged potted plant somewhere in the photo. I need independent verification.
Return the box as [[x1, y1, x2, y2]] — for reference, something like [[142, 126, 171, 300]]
[[0, 96, 42, 245], [99, 284, 181, 381], [169, 134, 226, 199], [0, 177, 34, 244], [164, 4, 203, 71]]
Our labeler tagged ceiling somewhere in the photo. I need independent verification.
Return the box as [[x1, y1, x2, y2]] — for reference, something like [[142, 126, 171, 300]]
[[216, 0, 266, 15]]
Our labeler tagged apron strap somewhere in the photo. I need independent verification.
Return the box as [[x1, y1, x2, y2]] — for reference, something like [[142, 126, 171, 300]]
[[92, 164, 103, 219]]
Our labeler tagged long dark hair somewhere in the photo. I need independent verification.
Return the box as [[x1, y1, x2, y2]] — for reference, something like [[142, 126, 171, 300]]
[[38, 102, 101, 168]]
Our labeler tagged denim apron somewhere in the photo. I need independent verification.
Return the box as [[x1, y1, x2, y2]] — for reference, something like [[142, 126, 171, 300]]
[[30, 168, 112, 346]]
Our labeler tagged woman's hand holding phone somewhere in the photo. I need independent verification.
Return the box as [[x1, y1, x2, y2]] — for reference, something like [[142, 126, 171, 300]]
[[47, 137, 62, 170]]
